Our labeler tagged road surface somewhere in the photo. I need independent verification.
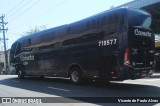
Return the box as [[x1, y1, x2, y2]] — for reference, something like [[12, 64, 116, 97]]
[[0, 75, 160, 106]]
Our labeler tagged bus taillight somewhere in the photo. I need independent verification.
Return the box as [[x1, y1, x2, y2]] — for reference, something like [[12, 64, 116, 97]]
[[123, 48, 132, 67]]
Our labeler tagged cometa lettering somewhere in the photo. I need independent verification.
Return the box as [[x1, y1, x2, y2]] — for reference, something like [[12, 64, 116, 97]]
[[134, 29, 151, 37], [20, 55, 34, 61]]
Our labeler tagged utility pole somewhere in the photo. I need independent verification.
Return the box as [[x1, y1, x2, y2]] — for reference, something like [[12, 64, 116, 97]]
[[0, 14, 8, 73]]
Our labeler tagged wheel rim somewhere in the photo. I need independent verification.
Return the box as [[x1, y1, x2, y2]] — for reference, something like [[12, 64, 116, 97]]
[[71, 71, 79, 83]]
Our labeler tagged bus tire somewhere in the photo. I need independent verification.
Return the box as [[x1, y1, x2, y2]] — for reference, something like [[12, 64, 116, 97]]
[[70, 67, 82, 84], [17, 67, 25, 79]]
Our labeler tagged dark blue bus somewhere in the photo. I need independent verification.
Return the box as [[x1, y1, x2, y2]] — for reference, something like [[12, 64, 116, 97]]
[[10, 7, 155, 84]]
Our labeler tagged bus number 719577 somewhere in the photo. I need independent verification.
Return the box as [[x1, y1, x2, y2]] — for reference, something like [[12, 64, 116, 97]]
[[98, 39, 117, 46]]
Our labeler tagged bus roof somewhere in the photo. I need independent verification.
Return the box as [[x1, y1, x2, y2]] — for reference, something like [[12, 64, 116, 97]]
[[13, 7, 149, 48], [14, 8, 125, 43]]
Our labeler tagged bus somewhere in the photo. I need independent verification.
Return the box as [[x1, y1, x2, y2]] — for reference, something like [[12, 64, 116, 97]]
[[155, 40, 160, 72], [10, 7, 155, 84]]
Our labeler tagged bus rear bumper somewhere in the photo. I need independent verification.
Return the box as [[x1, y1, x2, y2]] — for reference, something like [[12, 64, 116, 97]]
[[118, 67, 154, 80]]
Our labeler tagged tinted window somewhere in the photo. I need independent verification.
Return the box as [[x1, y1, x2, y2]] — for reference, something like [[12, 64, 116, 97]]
[[128, 9, 151, 28], [78, 32, 104, 43], [15, 42, 22, 55], [23, 38, 31, 47], [10, 43, 17, 57], [91, 20, 96, 28], [97, 18, 101, 26], [119, 14, 124, 25], [86, 21, 90, 29], [67, 27, 71, 33], [63, 38, 77, 45], [101, 16, 106, 25], [113, 13, 119, 23], [108, 15, 112, 24]]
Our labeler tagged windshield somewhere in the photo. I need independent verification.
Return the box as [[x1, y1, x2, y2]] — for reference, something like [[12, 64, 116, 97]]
[[128, 9, 151, 28]]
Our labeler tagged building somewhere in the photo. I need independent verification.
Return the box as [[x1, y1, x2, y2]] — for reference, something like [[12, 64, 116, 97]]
[[0, 50, 10, 74], [0, 51, 5, 74]]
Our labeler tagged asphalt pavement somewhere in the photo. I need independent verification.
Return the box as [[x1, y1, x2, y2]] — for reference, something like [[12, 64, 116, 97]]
[[0, 75, 160, 106]]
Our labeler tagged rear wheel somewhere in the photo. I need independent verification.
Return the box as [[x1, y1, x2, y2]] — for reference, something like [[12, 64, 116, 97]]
[[17, 68, 25, 79], [70, 67, 82, 84]]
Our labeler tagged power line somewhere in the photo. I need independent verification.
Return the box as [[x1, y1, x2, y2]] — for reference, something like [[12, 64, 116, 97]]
[[8, 0, 33, 18], [15, 0, 70, 28], [9, 0, 41, 23], [7, 32, 22, 35], [6, 0, 25, 15], [40, 0, 70, 16]]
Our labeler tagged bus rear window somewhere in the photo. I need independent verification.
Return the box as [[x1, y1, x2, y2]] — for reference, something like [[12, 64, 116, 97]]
[[128, 9, 151, 28]]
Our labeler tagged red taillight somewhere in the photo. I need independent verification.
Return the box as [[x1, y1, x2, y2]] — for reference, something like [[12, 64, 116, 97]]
[[123, 48, 132, 67]]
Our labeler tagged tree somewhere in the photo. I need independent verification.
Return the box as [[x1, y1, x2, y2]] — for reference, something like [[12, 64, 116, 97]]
[[22, 25, 46, 36]]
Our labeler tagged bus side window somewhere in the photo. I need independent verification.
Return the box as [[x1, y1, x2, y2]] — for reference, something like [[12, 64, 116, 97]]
[[97, 18, 101, 27], [109, 13, 119, 24], [63, 38, 77, 46], [78, 32, 104, 43], [54, 42, 63, 47], [101, 16, 106, 26], [86, 21, 90, 30], [22, 38, 31, 47], [15, 42, 22, 56], [67, 27, 71, 34], [119, 14, 124, 25], [113, 13, 119, 23], [108, 14, 113, 24], [104, 32, 117, 39], [10, 43, 17, 58], [119, 14, 127, 32], [91, 20, 96, 28]]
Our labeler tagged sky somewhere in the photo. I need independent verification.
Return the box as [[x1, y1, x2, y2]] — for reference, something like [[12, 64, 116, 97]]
[[0, 0, 133, 50]]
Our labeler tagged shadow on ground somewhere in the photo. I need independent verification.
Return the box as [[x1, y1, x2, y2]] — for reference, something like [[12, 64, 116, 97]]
[[0, 75, 160, 106]]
